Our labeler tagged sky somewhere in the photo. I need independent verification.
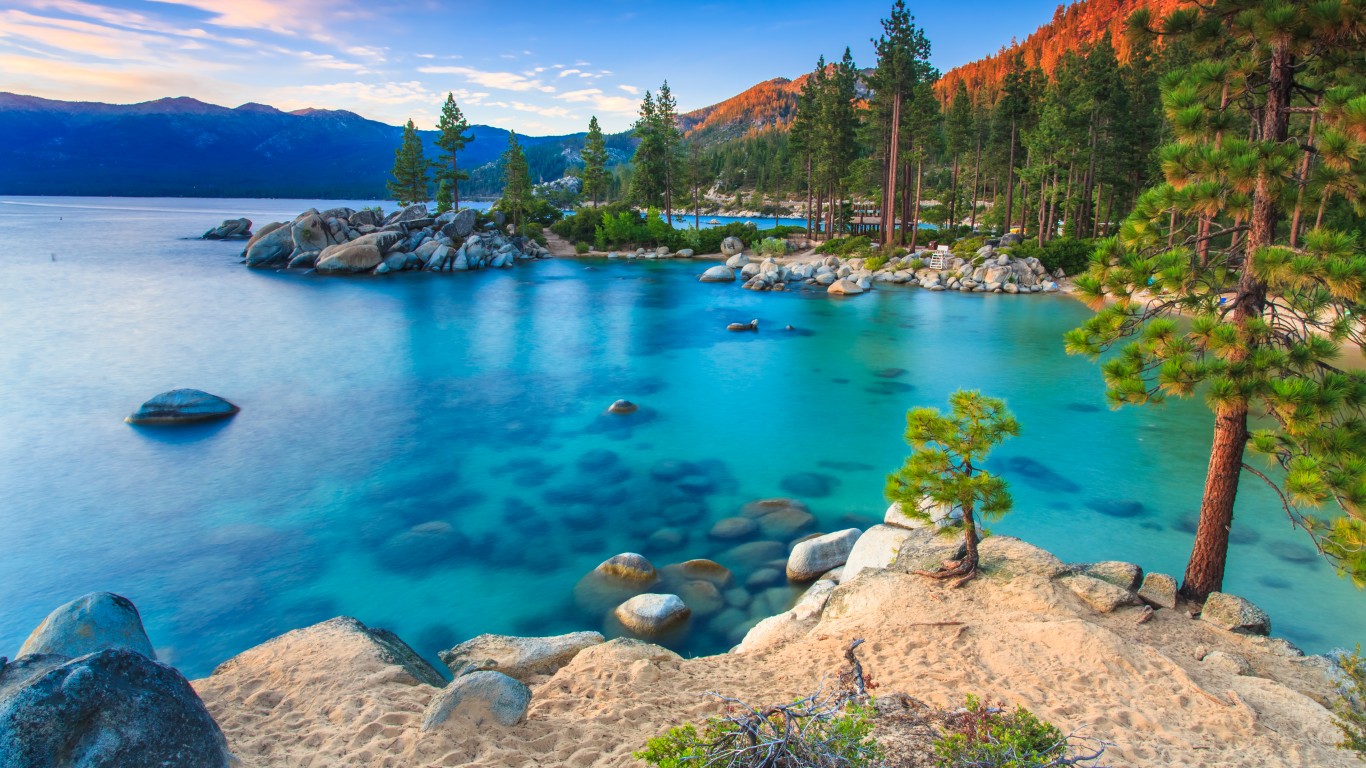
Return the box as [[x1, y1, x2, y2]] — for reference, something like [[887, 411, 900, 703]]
[[0, 0, 1058, 135]]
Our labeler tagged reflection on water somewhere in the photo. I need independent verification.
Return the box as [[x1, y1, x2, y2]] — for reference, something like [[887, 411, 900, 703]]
[[0, 196, 1362, 678]]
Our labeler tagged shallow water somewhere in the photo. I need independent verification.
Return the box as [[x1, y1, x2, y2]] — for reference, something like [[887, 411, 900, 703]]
[[1, 196, 1360, 678]]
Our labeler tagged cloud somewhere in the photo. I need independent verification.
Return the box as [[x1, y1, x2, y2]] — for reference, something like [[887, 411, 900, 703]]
[[558, 68, 581, 78], [417, 65, 556, 94], [556, 87, 638, 116], [618, 85, 639, 95], [507, 101, 573, 119]]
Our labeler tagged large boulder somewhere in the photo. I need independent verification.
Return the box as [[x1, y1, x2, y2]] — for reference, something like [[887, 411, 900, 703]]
[[827, 279, 865, 296], [0, 649, 230, 767], [1138, 572, 1178, 609], [787, 528, 862, 581], [720, 236, 745, 257], [348, 208, 380, 228], [574, 553, 658, 613], [315, 243, 383, 273], [1201, 592, 1271, 635], [209, 616, 446, 688], [613, 594, 690, 637], [126, 389, 238, 425], [699, 265, 736, 282], [1063, 575, 1139, 614], [1081, 561, 1143, 591], [17, 592, 154, 659], [201, 218, 251, 240], [725, 253, 750, 269], [291, 210, 328, 252], [420, 670, 530, 730], [438, 632, 604, 681], [390, 203, 429, 225], [244, 223, 295, 268], [840, 525, 918, 583], [978, 536, 1068, 579], [441, 208, 478, 239]]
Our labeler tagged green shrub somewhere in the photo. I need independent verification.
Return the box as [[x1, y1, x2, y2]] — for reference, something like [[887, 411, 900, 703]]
[[933, 696, 1104, 768], [951, 236, 987, 259], [636, 702, 881, 768], [1037, 237, 1093, 276], [522, 222, 546, 245], [755, 237, 789, 257], [815, 236, 872, 257], [574, 241, 590, 255], [1334, 645, 1366, 756], [908, 257, 924, 271], [863, 255, 888, 272]]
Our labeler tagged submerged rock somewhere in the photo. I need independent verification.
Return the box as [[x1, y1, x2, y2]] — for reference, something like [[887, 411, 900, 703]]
[[607, 399, 638, 415], [18, 592, 154, 660], [438, 632, 604, 681], [727, 319, 758, 331], [421, 670, 530, 730], [126, 389, 239, 425], [613, 594, 690, 637], [0, 649, 230, 768]]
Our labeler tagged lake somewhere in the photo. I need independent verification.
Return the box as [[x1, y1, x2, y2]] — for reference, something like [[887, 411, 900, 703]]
[[1, 196, 1359, 678]]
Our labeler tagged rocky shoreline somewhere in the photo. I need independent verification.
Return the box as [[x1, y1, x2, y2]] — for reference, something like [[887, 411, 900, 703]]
[[209, 204, 552, 274], [1, 502, 1352, 767]]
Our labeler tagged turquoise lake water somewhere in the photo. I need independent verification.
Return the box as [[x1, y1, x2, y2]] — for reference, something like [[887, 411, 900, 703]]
[[1, 196, 1360, 678]]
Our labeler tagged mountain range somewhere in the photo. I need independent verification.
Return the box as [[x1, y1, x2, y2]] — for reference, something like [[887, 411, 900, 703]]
[[0, 0, 1182, 199]]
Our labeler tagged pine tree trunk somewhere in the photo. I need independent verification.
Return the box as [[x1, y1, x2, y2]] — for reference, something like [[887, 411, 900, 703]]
[[1182, 41, 1289, 603], [1004, 120, 1017, 234], [961, 503, 980, 574], [910, 155, 923, 250], [452, 157, 461, 211], [1290, 112, 1317, 247], [885, 93, 901, 247], [900, 160, 912, 246], [970, 132, 983, 231], [949, 152, 961, 232]]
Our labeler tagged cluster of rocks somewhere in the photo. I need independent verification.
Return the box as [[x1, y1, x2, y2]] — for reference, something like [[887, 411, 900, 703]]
[[219, 204, 552, 275], [605, 246, 696, 260], [200, 218, 252, 240], [0, 593, 231, 767]]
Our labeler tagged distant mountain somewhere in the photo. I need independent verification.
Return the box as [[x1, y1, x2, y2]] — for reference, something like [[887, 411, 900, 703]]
[[0, 93, 569, 198], [937, 0, 1192, 99], [678, 76, 807, 146]]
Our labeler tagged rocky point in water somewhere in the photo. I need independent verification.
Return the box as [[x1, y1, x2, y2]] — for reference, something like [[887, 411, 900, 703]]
[[126, 389, 239, 425], [235, 204, 551, 275]]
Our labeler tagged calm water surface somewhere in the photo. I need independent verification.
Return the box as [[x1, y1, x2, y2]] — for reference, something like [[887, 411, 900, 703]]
[[1, 196, 1360, 677]]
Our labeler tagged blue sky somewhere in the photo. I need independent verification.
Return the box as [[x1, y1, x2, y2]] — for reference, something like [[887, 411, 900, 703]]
[[0, 0, 1057, 135]]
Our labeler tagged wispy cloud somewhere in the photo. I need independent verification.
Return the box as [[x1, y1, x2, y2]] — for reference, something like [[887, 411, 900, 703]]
[[418, 64, 556, 94], [556, 87, 638, 117]]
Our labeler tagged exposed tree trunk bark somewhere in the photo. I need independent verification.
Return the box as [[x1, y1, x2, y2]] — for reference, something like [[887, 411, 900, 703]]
[[900, 160, 912, 246], [910, 155, 924, 250], [1004, 119, 1017, 234], [885, 93, 901, 247], [949, 151, 961, 232], [1182, 42, 1289, 603], [1290, 111, 1317, 247], [970, 131, 983, 231]]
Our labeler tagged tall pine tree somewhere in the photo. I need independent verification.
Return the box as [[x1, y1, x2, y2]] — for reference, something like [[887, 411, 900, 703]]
[[387, 119, 430, 206], [580, 116, 609, 207], [435, 94, 472, 213], [1067, 0, 1366, 600], [499, 131, 531, 233]]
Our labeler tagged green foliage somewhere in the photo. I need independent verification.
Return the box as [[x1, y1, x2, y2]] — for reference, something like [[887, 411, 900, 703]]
[[574, 240, 590, 255], [580, 116, 610, 206], [635, 703, 881, 768], [815, 236, 873, 257], [932, 696, 1085, 768], [434, 93, 472, 209], [1010, 237, 1093, 276], [1066, 1, 1366, 590], [497, 132, 532, 232], [886, 391, 1019, 576], [386, 119, 429, 206], [951, 236, 986, 259], [522, 222, 546, 246], [755, 237, 789, 257], [863, 254, 889, 272], [1334, 645, 1366, 756]]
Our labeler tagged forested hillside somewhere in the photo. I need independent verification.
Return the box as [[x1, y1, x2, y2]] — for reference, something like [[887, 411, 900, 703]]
[[937, 0, 1191, 100]]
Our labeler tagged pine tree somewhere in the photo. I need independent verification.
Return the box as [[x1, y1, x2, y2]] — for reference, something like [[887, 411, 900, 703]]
[[886, 390, 1020, 583], [945, 81, 975, 230], [499, 131, 531, 233], [791, 60, 824, 233], [991, 54, 1032, 235], [435, 93, 472, 213], [656, 81, 684, 224], [869, 0, 936, 245], [1067, 0, 1366, 601], [630, 91, 666, 207], [580, 116, 609, 207], [386, 119, 430, 206]]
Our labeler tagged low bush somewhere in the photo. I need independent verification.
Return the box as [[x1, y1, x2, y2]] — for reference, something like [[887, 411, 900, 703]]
[[522, 222, 546, 246], [951, 236, 987, 259], [636, 699, 881, 768], [932, 696, 1106, 767], [1006, 237, 1093, 277], [862, 254, 888, 272], [815, 236, 873, 257], [574, 241, 590, 255], [755, 237, 789, 257], [1334, 645, 1366, 756]]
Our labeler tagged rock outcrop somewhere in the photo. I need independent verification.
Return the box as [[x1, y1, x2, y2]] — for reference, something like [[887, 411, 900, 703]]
[[421, 671, 530, 730], [237, 205, 551, 276], [17, 592, 155, 660], [125, 389, 239, 425], [438, 632, 604, 681], [201, 218, 251, 240]]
